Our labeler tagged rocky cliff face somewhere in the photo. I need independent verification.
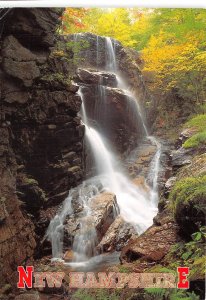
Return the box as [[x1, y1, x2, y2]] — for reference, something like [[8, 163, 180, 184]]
[[60, 33, 150, 155], [0, 8, 85, 287]]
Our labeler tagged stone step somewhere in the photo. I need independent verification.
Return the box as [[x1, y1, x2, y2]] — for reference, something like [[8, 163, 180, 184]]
[[77, 68, 118, 88]]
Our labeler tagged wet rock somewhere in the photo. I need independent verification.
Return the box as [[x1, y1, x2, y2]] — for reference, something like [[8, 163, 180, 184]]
[[177, 128, 198, 147], [91, 192, 119, 238], [66, 32, 150, 154], [171, 147, 193, 169], [120, 217, 178, 263], [132, 176, 150, 194], [77, 68, 117, 87], [64, 250, 74, 262], [97, 215, 137, 252], [126, 140, 156, 179], [64, 192, 118, 246], [67, 33, 113, 70], [78, 84, 144, 154]]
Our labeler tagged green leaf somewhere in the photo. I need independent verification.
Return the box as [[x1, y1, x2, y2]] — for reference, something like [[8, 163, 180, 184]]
[[181, 251, 193, 260], [192, 232, 202, 241]]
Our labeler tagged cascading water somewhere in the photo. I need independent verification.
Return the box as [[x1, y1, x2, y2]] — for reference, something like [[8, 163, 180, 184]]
[[105, 37, 117, 71], [46, 191, 73, 260], [147, 136, 161, 207], [47, 35, 161, 267], [72, 182, 99, 262]]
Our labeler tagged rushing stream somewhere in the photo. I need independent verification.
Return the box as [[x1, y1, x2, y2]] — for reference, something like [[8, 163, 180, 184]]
[[46, 35, 161, 268]]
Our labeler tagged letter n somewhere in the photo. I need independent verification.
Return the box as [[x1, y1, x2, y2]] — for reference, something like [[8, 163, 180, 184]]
[[17, 266, 34, 288], [177, 267, 189, 289]]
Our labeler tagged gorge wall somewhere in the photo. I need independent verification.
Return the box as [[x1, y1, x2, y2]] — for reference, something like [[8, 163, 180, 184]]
[[0, 8, 85, 287], [0, 8, 150, 289]]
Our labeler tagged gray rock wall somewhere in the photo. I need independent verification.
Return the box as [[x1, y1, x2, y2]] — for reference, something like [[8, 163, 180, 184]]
[[0, 8, 84, 287]]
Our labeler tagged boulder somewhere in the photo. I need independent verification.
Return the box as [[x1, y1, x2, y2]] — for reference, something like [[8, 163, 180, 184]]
[[77, 68, 117, 87], [90, 192, 119, 237], [97, 215, 137, 252], [3, 58, 40, 87], [120, 220, 178, 263], [64, 250, 74, 262], [171, 147, 192, 169], [178, 128, 198, 145], [2, 35, 38, 62], [170, 175, 206, 237], [64, 192, 118, 247]]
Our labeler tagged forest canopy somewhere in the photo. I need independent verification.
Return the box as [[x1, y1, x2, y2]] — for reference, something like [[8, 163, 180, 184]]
[[61, 8, 206, 107]]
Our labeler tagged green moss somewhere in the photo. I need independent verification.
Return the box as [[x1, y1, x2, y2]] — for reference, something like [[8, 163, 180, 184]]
[[51, 39, 89, 66], [169, 175, 206, 235], [184, 114, 206, 131], [41, 72, 71, 86], [147, 265, 176, 274], [183, 131, 206, 148], [21, 176, 47, 202], [183, 114, 206, 149], [196, 103, 206, 114], [24, 177, 38, 185], [118, 265, 130, 273], [170, 175, 206, 209]]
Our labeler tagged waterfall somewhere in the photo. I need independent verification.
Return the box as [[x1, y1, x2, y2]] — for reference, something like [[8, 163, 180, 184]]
[[147, 136, 161, 207], [108, 40, 149, 137], [105, 37, 117, 72], [47, 35, 161, 264], [72, 182, 99, 262], [84, 124, 155, 230], [46, 192, 73, 260]]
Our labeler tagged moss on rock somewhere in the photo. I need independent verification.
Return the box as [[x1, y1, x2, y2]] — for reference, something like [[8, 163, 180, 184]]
[[183, 114, 206, 149], [169, 175, 206, 236]]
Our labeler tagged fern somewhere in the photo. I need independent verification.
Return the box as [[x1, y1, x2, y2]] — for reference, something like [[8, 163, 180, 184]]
[[144, 288, 168, 298]]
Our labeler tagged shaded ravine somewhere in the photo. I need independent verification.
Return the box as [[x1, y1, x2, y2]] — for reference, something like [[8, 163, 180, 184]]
[[46, 35, 161, 269]]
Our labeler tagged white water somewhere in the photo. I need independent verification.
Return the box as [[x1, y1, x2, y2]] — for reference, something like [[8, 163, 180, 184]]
[[147, 136, 161, 207], [105, 37, 117, 72], [46, 192, 73, 259], [72, 182, 99, 262], [47, 35, 161, 264]]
